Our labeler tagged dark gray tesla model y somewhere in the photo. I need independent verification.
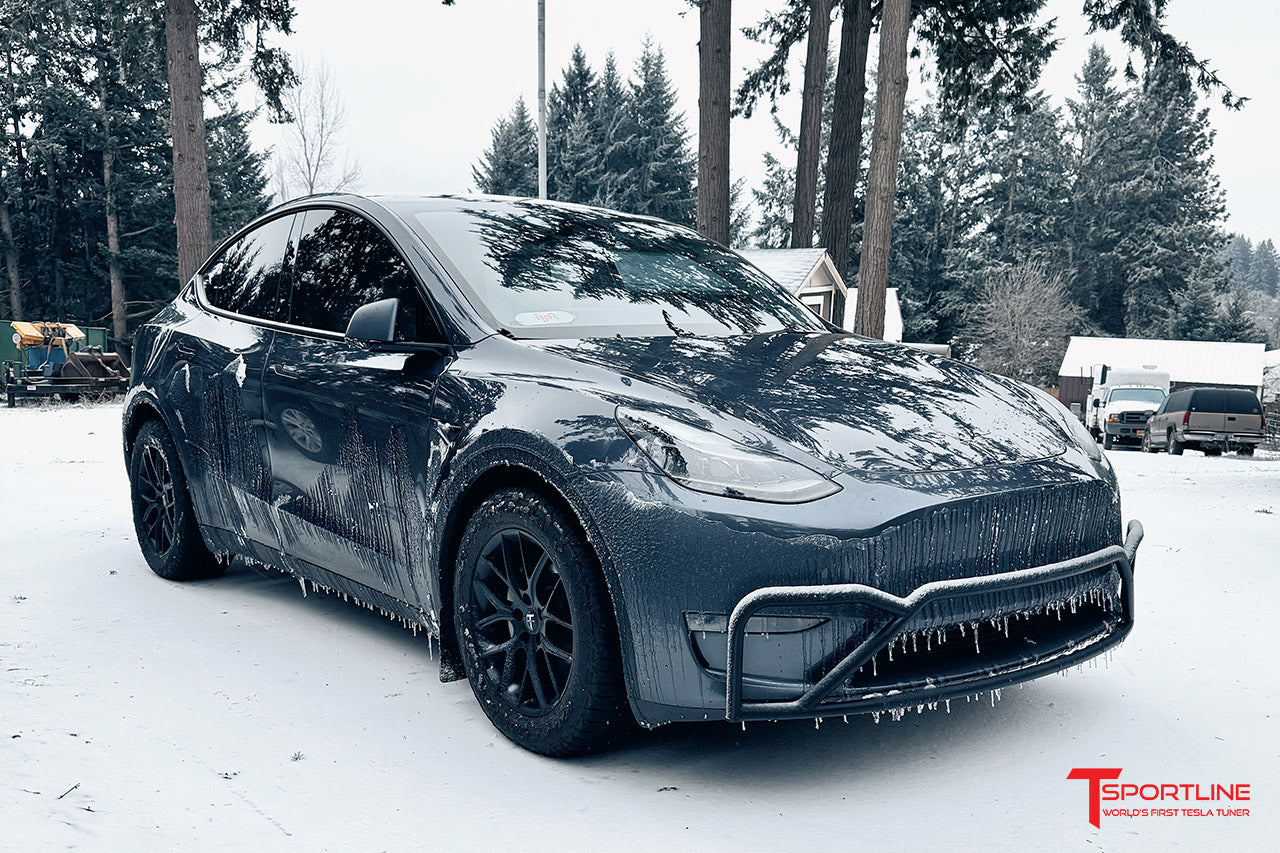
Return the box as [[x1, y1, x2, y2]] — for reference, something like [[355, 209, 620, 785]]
[[123, 194, 1142, 755]]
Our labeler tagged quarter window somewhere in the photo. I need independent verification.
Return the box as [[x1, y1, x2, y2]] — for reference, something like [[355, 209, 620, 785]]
[[287, 208, 434, 340], [202, 214, 296, 320]]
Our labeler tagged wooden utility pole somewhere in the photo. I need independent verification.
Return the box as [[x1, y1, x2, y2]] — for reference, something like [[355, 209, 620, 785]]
[[854, 0, 910, 339], [537, 0, 547, 199], [696, 0, 731, 246], [164, 0, 212, 284], [790, 0, 830, 249]]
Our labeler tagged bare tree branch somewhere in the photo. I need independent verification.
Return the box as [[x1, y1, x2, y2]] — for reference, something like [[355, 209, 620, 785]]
[[273, 57, 363, 201]]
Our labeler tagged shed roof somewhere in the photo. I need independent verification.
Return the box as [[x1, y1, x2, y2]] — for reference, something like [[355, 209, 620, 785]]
[[1059, 336, 1266, 388], [737, 248, 831, 291]]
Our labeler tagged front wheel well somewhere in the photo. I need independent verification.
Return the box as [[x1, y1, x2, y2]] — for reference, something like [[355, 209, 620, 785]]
[[435, 465, 608, 683]]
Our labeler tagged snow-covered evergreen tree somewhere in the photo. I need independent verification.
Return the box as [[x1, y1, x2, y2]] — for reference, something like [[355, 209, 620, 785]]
[[471, 97, 538, 197]]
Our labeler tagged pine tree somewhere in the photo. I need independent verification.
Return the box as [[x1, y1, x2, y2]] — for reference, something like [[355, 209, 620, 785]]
[[208, 108, 271, 243], [1247, 238, 1278, 296], [606, 41, 695, 225], [472, 97, 538, 197], [546, 44, 597, 204], [1066, 44, 1129, 332], [1221, 233, 1253, 288], [1113, 61, 1226, 337], [1214, 290, 1265, 343], [1167, 276, 1219, 340], [750, 151, 794, 248], [977, 91, 1073, 275]]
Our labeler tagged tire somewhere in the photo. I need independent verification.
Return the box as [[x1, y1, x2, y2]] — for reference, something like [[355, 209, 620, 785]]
[[1238, 445, 1255, 457], [454, 487, 630, 756], [129, 419, 224, 580], [1204, 447, 1222, 457], [1142, 432, 1155, 453], [1103, 432, 1114, 450], [1168, 429, 1183, 455]]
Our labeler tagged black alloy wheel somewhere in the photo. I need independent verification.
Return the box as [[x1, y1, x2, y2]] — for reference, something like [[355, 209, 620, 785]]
[[129, 419, 224, 580], [455, 488, 631, 756], [470, 529, 575, 715]]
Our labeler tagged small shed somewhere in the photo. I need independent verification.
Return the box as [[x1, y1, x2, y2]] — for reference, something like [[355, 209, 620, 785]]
[[1057, 336, 1267, 410], [736, 247, 903, 342]]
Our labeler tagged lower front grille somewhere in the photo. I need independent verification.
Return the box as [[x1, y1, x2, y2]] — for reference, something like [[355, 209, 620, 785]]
[[839, 595, 1122, 698]]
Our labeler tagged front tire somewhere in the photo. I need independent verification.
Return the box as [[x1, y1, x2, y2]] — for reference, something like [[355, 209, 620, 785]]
[[454, 488, 630, 756], [1103, 432, 1114, 450], [129, 419, 223, 580]]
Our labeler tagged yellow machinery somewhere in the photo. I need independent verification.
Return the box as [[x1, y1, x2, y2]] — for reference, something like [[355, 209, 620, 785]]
[[6, 321, 129, 406]]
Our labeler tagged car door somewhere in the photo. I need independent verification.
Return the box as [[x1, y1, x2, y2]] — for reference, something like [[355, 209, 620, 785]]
[[1149, 396, 1168, 445], [184, 212, 298, 550], [262, 206, 451, 600]]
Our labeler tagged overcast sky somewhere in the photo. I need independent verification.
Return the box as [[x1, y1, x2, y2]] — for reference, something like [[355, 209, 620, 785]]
[[244, 0, 1279, 243]]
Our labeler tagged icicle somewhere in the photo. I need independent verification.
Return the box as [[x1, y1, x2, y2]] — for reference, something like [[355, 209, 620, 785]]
[[298, 577, 307, 598], [945, 699, 951, 714]]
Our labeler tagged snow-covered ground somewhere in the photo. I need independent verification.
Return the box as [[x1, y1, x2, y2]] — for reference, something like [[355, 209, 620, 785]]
[[2, 401, 1277, 850]]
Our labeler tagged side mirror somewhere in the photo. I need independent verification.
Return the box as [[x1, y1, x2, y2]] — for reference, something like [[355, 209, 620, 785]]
[[345, 297, 400, 344], [1092, 399, 1100, 408]]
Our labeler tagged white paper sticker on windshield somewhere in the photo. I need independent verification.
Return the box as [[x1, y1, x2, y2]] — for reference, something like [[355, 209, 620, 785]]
[[514, 310, 575, 326]]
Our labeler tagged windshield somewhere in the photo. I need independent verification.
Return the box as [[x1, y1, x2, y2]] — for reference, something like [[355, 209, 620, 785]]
[[397, 201, 826, 339], [1107, 387, 1166, 405]]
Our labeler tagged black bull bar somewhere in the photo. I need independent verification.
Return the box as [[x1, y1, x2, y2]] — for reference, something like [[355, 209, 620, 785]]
[[725, 520, 1143, 722]]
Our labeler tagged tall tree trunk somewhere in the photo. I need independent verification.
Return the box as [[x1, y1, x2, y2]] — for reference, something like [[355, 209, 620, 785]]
[[103, 145, 126, 341], [0, 196, 22, 321], [854, 0, 910, 340], [819, 0, 872, 326], [165, 0, 212, 285], [696, 0, 731, 246], [790, 0, 830, 249]]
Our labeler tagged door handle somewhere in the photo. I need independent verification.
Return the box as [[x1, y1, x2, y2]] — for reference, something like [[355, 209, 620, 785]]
[[269, 364, 302, 379]]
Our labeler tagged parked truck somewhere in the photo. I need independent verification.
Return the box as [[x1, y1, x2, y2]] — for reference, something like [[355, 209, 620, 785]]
[[1084, 365, 1171, 449]]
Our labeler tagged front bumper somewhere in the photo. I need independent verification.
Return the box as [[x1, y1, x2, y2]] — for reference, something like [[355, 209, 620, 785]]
[[722, 520, 1142, 722], [1104, 421, 1146, 439]]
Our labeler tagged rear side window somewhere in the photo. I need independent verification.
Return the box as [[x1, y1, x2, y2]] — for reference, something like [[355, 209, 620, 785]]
[[287, 208, 435, 340], [1164, 390, 1190, 412], [202, 214, 296, 320]]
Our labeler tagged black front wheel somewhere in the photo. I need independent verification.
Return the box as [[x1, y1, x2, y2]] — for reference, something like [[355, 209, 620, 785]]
[[455, 488, 631, 756], [129, 419, 223, 580]]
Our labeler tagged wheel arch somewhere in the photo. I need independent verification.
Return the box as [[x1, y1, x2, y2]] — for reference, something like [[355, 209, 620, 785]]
[[433, 451, 638, 715]]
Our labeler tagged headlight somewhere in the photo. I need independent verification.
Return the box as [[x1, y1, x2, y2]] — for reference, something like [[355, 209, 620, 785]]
[[616, 407, 841, 503]]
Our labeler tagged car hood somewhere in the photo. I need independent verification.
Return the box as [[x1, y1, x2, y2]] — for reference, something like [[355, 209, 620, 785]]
[[537, 332, 1070, 475]]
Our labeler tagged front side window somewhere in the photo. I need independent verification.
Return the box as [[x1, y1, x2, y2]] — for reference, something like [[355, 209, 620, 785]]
[[202, 214, 296, 320], [288, 208, 435, 340]]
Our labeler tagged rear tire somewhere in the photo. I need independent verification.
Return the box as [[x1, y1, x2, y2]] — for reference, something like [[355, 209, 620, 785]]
[[1204, 447, 1222, 457], [1103, 432, 1114, 450], [454, 488, 631, 756], [1168, 429, 1184, 455], [1238, 445, 1255, 457], [129, 419, 224, 580]]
